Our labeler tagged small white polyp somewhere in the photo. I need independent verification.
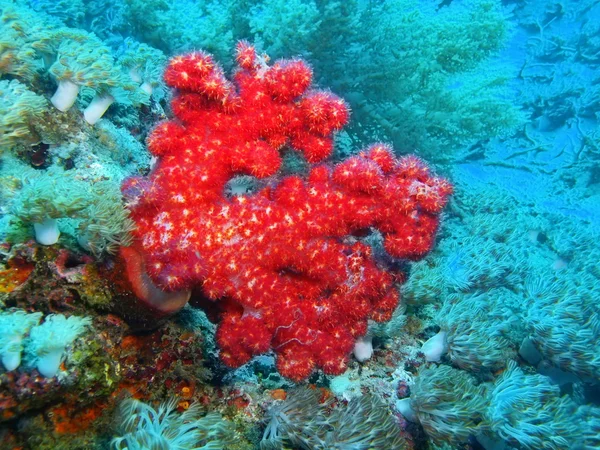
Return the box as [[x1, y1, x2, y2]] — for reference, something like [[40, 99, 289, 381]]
[[129, 68, 143, 83], [353, 335, 373, 362], [396, 398, 418, 422], [34, 218, 60, 245], [140, 81, 153, 95], [51, 80, 80, 112], [421, 330, 448, 362], [36, 348, 65, 378], [84, 94, 115, 125], [2, 349, 22, 371]]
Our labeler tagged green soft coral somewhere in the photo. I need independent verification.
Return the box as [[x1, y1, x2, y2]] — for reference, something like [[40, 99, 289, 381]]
[[118, 37, 167, 98], [112, 398, 238, 450], [24, 314, 92, 378], [10, 165, 135, 255], [0, 79, 48, 151], [0, 1, 61, 82]]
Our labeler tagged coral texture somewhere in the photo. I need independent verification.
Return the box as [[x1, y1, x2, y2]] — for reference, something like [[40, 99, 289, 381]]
[[123, 42, 452, 381]]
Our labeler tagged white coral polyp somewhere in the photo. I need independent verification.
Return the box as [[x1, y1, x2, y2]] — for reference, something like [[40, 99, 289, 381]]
[[1, 339, 23, 371], [353, 335, 374, 362]]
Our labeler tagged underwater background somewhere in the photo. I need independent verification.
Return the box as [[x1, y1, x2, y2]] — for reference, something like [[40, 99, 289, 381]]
[[0, 0, 599, 449]]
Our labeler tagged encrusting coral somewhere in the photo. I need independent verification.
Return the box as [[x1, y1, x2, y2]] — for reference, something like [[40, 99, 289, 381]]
[[121, 41, 452, 381]]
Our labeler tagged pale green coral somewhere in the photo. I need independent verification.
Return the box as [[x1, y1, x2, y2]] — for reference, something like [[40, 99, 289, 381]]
[[0, 0, 60, 82], [424, 292, 519, 373], [398, 364, 489, 446], [24, 313, 92, 378], [486, 361, 581, 450], [261, 387, 408, 449], [112, 397, 238, 450], [9, 163, 136, 256], [118, 37, 167, 99], [0, 79, 48, 151], [0, 309, 42, 371], [522, 273, 600, 381]]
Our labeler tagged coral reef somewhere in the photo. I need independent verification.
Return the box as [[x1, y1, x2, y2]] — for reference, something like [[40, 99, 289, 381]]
[[1, 1, 599, 449], [0, 79, 48, 151]]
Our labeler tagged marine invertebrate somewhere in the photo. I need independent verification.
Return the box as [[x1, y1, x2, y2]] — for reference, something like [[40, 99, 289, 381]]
[[396, 364, 488, 446], [123, 42, 452, 380], [261, 387, 408, 449], [422, 292, 517, 373], [0, 1, 55, 82], [486, 361, 581, 450], [0, 79, 48, 151], [0, 309, 42, 371], [523, 274, 600, 381], [111, 397, 236, 450], [10, 166, 136, 254], [48, 29, 147, 123], [118, 37, 167, 97], [24, 314, 91, 377]]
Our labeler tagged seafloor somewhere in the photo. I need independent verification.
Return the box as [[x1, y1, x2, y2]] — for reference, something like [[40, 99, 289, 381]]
[[0, 0, 599, 449]]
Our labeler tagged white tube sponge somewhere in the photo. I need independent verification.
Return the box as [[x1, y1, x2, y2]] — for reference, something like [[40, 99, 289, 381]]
[[421, 330, 448, 362], [33, 217, 60, 245], [353, 335, 373, 362], [0, 310, 42, 371], [24, 314, 92, 378], [83, 93, 115, 125], [50, 79, 80, 112]]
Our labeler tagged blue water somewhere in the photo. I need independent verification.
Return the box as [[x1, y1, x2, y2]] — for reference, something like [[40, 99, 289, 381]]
[[0, 0, 599, 449]]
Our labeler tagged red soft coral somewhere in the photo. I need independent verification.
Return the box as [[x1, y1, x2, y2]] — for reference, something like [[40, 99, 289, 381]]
[[122, 42, 452, 381]]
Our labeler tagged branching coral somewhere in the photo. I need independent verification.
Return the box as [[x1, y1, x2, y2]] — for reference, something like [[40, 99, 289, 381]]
[[122, 42, 452, 380], [106, 0, 521, 161]]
